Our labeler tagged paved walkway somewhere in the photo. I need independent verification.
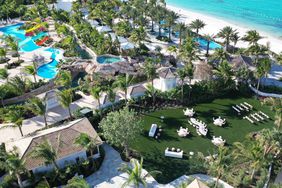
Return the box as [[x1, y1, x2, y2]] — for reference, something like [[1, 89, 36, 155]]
[[86, 144, 127, 187], [86, 145, 233, 188]]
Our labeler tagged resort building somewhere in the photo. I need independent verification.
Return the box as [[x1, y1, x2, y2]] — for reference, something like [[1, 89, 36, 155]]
[[156, 66, 177, 92], [5, 118, 103, 174], [127, 84, 146, 99], [100, 93, 121, 109]]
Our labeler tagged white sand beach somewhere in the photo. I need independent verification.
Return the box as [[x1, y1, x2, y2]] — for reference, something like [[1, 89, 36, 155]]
[[167, 5, 282, 54]]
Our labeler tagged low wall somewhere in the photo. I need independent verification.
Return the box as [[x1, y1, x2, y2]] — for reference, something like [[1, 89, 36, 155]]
[[249, 84, 282, 98], [3, 80, 57, 105]]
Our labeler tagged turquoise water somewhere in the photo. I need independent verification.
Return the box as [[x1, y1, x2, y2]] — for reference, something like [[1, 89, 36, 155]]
[[0, 23, 62, 79], [167, 0, 282, 38], [97, 56, 124, 64], [196, 38, 221, 50], [37, 48, 61, 79], [0, 23, 48, 52]]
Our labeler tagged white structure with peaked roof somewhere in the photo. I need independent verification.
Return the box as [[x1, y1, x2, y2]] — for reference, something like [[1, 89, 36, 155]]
[[55, 0, 75, 12], [156, 66, 177, 92]]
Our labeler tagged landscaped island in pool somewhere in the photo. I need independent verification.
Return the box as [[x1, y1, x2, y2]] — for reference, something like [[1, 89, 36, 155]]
[[97, 55, 124, 64]]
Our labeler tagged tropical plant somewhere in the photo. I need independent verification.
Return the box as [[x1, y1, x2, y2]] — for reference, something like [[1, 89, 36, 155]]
[[0, 68, 9, 81], [165, 11, 179, 41], [10, 41, 21, 61], [106, 86, 116, 111], [27, 97, 48, 127], [262, 98, 282, 130], [0, 47, 7, 63], [202, 34, 215, 57], [143, 58, 157, 103], [276, 52, 282, 65], [179, 36, 199, 64], [212, 48, 229, 64], [99, 107, 143, 158], [255, 58, 271, 97], [24, 64, 37, 83], [217, 26, 236, 51], [90, 86, 102, 109], [29, 140, 60, 171], [130, 26, 147, 47], [55, 70, 72, 88], [177, 68, 187, 103], [8, 75, 29, 95], [119, 158, 160, 188], [74, 133, 100, 157], [114, 74, 133, 103], [246, 44, 269, 65], [189, 19, 206, 35], [205, 147, 230, 188], [65, 176, 90, 188], [242, 30, 263, 46], [213, 61, 234, 86], [0, 150, 26, 188], [3, 109, 24, 136], [56, 89, 73, 119], [174, 22, 186, 48]]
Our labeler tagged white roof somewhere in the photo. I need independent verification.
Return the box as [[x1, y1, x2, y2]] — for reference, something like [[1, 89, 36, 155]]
[[120, 42, 135, 50], [96, 25, 112, 33]]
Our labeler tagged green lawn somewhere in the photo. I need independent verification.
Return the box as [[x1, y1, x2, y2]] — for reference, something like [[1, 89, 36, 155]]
[[131, 96, 275, 183]]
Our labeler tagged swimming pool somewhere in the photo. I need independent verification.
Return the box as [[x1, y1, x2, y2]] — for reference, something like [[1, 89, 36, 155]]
[[0, 23, 48, 52], [196, 38, 222, 50], [97, 55, 124, 64], [37, 48, 62, 79]]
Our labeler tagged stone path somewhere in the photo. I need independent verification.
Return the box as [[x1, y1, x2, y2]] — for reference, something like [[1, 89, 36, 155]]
[[86, 144, 127, 187]]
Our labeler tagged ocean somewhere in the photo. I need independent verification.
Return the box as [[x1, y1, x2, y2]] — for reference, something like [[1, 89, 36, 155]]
[[166, 0, 282, 38]]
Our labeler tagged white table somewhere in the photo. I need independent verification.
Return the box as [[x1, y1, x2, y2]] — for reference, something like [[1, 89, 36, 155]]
[[149, 124, 157, 137], [177, 127, 189, 137], [213, 117, 226, 126], [165, 148, 183, 158], [212, 136, 225, 146], [197, 126, 208, 136], [183, 108, 195, 117]]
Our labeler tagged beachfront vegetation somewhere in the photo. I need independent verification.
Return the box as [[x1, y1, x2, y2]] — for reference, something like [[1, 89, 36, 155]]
[[0, 0, 282, 187]]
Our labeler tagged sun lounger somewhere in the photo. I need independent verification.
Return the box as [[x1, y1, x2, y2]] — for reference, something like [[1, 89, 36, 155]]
[[250, 114, 260, 122], [232, 106, 240, 114], [243, 116, 254, 124], [244, 102, 253, 109], [236, 105, 244, 111], [240, 103, 249, 111], [254, 113, 264, 121], [259, 111, 269, 119]]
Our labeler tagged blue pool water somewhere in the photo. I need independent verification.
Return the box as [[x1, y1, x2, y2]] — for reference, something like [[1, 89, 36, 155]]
[[97, 56, 124, 64], [37, 48, 61, 79], [196, 38, 221, 50], [167, 0, 282, 38], [0, 23, 48, 52]]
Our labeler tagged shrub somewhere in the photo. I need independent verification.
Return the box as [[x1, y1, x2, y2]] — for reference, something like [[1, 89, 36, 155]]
[[5, 60, 24, 69]]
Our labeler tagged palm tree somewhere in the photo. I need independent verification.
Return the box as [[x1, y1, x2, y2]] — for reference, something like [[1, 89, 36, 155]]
[[262, 98, 282, 130], [165, 11, 179, 41], [217, 26, 236, 51], [4, 109, 24, 136], [90, 86, 102, 109], [174, 22, 186, 48], [24, 65, 37, 83], [233, 141, 266, 181], [119, 158, 160, 188], [242, 30, 263, 46], [29, 140, 60, 171], [55, 70, 72, 88], [212, 48, 229, 64], [177, 68, 187, 103], [0, 68, 9, 81], [10, 41, 21, 61], [206, 147, 230, 188], [246, 44, 269, 65], [189, 19, 206, 35], [114, 74, 133, 103], [27, 97, 48, 128], [202, 34, 215, 57], [8, 76, 29, 95], [57, 89, 73, 119], [179, 36, 199, 64], [0, 85, 7, 107], [66, 176, 90, 188], [255, 58, 271, 97], [0, 47, 7, 63], [144, 58, 157, 104], [74, 133, 99, 157], [167, 45, 177, 58], [130, 26, 147, 47], [106, 86, 116, 111], [213, 61, 234, 86], [0, 150, 26, 188]]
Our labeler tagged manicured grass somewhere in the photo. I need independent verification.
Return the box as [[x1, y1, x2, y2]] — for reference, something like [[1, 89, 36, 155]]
[[131, 96, 275, 183]]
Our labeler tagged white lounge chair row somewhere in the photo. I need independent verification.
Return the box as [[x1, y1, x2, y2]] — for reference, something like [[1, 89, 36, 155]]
[[243, 111, 269, 124], [232, 102, 253, 115]]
